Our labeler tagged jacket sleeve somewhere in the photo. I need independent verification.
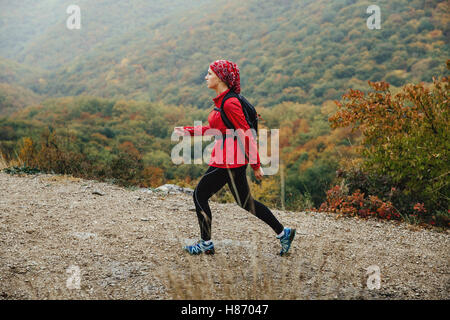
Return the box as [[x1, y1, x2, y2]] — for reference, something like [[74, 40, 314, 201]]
[[183, 125, 212, 136], [223, 97, 261, 170]]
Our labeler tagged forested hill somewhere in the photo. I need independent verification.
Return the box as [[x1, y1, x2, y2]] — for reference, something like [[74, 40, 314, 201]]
[[0, 0, 211, 69], [1, 0, 448, 110], [0, 57, 48, 116]]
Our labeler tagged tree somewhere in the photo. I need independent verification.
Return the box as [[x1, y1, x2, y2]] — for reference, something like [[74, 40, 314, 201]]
[[329, 61, 449, 215]]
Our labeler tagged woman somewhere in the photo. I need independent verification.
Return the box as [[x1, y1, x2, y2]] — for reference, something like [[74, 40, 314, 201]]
[[174, 59, 295, 256]]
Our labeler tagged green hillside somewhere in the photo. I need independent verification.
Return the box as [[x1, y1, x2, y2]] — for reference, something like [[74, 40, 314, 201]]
[[0, 0, 211, 70], [21, 0, 450, 108], [0, 56, 47, 85], [0, 0, 64, 61], [0, 57, 47, 116], [0, 82, 44, 117]]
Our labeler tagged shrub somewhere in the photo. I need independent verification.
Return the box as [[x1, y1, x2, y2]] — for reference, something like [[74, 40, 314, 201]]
[[315, 184, 401, 221], [328, 61, 449, 226]]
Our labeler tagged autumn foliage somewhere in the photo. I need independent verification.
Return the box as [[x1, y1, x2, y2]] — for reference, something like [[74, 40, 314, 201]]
[[16, 127, 164, 188], [316, 185, 401, 221], [18, 127, 85, 175], [323, 61, 449, 227]]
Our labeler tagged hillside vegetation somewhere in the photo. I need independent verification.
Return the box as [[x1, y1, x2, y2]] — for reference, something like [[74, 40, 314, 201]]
[[0, 0, 448, 108]]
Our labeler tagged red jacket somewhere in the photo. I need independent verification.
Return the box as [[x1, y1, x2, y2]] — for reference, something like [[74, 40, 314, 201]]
[[183, 89, 261, 170]]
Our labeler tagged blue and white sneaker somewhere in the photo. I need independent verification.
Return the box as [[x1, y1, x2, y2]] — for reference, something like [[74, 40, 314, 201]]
[[278, 228, 296, 256], [183, 240, 215, 255]]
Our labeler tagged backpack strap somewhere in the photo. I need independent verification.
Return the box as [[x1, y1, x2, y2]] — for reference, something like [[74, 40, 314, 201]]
[[214, 91, 250, 162], [213, 91, 237, 149], [219, 90, 240, 130]]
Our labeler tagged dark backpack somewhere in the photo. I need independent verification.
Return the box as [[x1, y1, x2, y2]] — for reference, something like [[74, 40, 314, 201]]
[[214, 90, 260, 138], [213, 90, 260, 157]]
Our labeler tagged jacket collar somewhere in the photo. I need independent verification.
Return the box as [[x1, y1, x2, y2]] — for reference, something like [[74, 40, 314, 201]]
[[212, 88, 231, 107]]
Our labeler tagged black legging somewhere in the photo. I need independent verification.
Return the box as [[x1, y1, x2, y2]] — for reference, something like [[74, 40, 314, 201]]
[[193, 164, 284, 241]]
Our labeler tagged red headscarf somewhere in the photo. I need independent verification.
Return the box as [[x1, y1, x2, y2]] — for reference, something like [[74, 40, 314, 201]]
[[209, 59, 241, 94]]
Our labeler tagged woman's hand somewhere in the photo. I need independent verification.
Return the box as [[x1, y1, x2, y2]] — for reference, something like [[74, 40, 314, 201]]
[[253, 166, 264, 180], [174, 127, 188, 136]]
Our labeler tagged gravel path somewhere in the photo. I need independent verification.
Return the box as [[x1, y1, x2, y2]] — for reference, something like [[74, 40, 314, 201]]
[[0, 172, 448, 300]]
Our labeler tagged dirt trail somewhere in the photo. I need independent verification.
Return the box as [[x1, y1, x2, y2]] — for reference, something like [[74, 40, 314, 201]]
[[0, 172, 448, 299]]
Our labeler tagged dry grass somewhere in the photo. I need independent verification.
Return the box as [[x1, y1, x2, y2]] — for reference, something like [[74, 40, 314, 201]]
[[41, 175, 82, 183], [158, 234, 366, 300], [156, 170, 370, 300], [0, 152, 82, 183], [0, 153, 22, 170], [162, 255, 301, 299]]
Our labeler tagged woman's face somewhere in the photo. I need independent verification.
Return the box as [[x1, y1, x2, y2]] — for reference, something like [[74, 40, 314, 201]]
[[205, 67, 223, 90]]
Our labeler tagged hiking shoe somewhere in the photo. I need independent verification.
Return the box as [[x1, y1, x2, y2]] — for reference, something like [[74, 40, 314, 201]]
[[278, 228, 296, 256], [183, 240, 215, 255]]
